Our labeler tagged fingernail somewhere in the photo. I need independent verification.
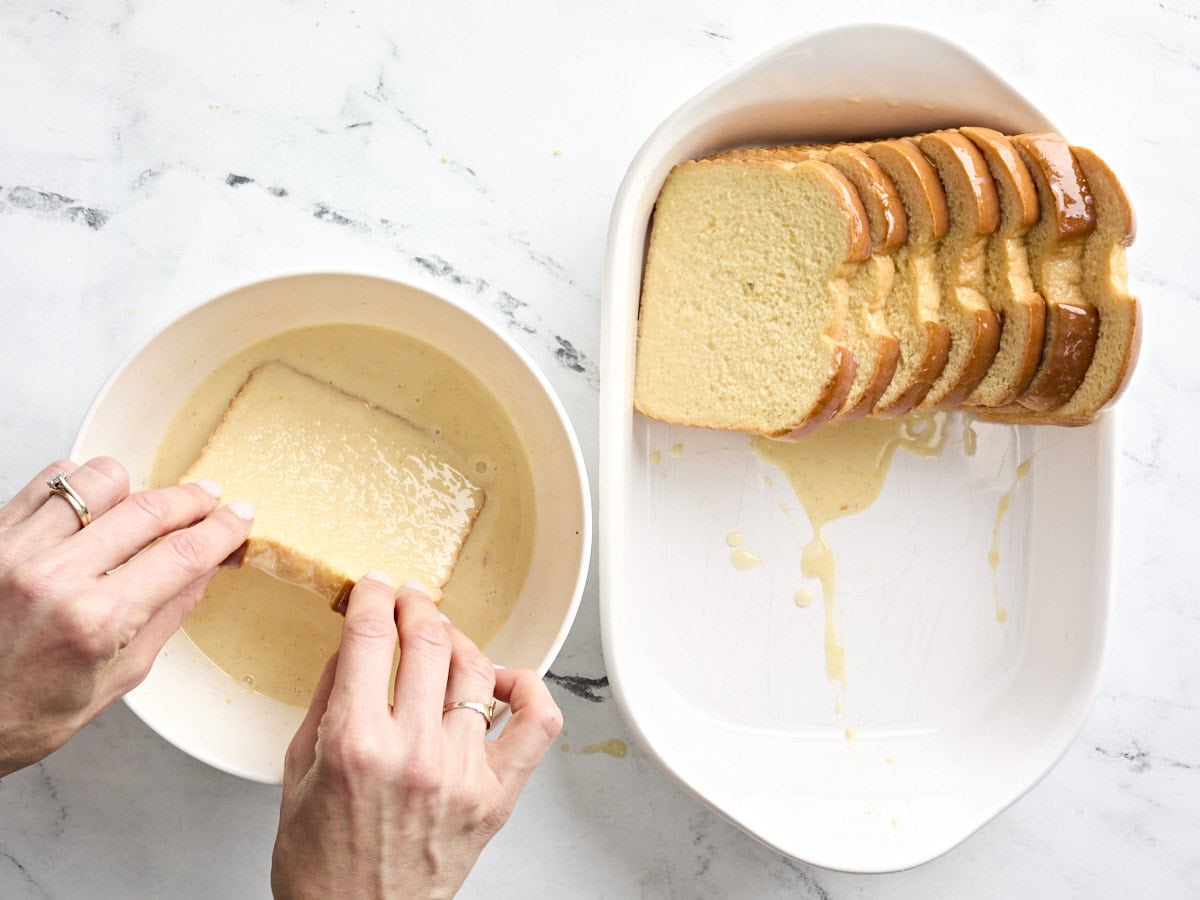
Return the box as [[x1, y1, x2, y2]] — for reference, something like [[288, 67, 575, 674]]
[[438, 612, 452, 623], [227, 500, 255, 520], [193, 479, 223, 498], [219, 543, 247, 569], [362, 570, 392, 587], [492, 663, 507, 670], [400, 579, 431, 599]]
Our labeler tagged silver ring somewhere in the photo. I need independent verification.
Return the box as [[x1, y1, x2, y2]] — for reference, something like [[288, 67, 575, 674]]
[[46, 472, 92, 528], [442, 699, 498, 730]]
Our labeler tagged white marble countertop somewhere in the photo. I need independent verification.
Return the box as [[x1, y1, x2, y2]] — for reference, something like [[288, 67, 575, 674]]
[[1, 1, 1197, 897]]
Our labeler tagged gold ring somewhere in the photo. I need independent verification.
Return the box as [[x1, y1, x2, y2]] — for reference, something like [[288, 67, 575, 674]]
[[442, 699, 498, 730], [46, 472, 92, 528]]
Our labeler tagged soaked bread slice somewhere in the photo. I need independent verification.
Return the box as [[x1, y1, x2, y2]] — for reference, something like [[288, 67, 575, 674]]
[[823, 145, 906, 418], [865, 139, 951, 416], [634, 157, 868, 439], [701, 143, 903, 420], [984, 146, 1140, 424], [915, 131, 1002, 408], [959, 126, 1047, 406], [991, 133, 1099, 414], [182, 362, 486, 610]]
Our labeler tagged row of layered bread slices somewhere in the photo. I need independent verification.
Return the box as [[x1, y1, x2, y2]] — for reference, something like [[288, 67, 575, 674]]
[[632, 128, 1140, 440]]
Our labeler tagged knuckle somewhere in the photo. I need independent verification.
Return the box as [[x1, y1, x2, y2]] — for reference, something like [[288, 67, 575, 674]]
[[127, 490, 172, 529], [55, 601, 115, 660], [6, 560, 55, 604], [163, 530, 209, 573], [460, 652, 497, 691], [342, 612, 396, 643], [448, 779, 483, 818], [535, 702, 564, 742], [399, 752, 442, 795], [89, 456, 130, 495], [401, 619, 450, 657], [480, 798, 515, 835], [325, 728, 387, 776]]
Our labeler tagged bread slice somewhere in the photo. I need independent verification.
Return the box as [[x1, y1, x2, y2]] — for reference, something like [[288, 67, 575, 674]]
[[181, 362, 486, 610], [983, 146, 1140, 425], [634, 157, 867, 439], [865, 139, 952, 416], [959, 126, 1047, 406], [991, 133, 1099, 414], [700, 144, 902, 420], [823, 145, 905, 417], [915, 131, 1002, 408]]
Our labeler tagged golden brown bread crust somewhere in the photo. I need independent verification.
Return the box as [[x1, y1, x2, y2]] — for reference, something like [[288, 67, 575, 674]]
[[1019, 133, 1095, 238], [960, 127, 1039, 229], [959, 126, 1047, 404], [1057, 145, 1140, 417], [820, 159, 874, 263], [825, 145, 909, 251], [822, 146, 903, 417], [1004, 302, 1099, 412], [770, 344, 858, 440], [878, 320, 951, 416], [916, 131, 1002, 409], [866, 139, 951, 416], [867, 139, 950, 241], [1003, 133, 1098, 412], [977, 138, 1140, 424]]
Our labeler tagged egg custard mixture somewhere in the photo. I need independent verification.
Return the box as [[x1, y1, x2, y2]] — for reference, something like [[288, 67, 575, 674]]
[[150, 323, 536, 707]]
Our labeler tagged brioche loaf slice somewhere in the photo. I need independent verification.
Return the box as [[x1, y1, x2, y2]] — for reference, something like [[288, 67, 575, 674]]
[[823, 145, 906, 417], [995, 133, 1099, 414], [865, 139, 951, 417], [915, 131, 1002, 408], [181, 362, 486, 610], [983, 146, 1140, 424], [701, 144, 902, 419], [634, 157, 868, 439], [959, 126, 1047, 406]]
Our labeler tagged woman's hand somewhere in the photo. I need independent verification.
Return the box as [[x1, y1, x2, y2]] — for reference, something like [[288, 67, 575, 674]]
[[0, 457, 253, 775], [272, 576, 563, 899]]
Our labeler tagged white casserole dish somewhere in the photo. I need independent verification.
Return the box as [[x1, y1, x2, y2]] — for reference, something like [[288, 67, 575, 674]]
[[599, 24, 1116, 872]]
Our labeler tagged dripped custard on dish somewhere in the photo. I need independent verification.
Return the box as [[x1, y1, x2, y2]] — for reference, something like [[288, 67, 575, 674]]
[[151, 323, 536, 707], [990, 458, 1033, 623], [751, 413, 948, 691]]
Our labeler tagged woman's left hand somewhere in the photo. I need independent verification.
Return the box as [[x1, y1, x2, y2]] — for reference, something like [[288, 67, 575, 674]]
[[0, 457, 253, 775]]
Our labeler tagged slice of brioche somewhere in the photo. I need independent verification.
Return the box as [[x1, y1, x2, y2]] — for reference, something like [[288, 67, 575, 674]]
[[915, 131, 1002, 408], [634, 157, 867, 439], [959, 126, 1047, 406], [865, 139, 951, 416], [181, 362, 485, 610], [994, 133, 1099, 414], [701, 144, 902, 419], [983, 146, 1140, 425], [823, 145, 906, 417]]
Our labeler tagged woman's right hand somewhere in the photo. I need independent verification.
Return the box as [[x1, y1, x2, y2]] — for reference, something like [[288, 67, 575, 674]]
[[272, 577, 563, 898], [0, 457, 253, 776]]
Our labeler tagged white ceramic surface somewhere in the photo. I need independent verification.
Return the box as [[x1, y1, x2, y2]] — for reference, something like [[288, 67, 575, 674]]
[[600, 25, 1115, 872], [72, 272, 591, 784]]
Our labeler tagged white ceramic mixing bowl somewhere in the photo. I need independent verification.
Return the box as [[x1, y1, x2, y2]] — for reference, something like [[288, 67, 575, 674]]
[[73, 271, 591, 783]]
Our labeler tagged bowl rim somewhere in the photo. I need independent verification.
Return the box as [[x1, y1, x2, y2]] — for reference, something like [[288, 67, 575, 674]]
[[71, 268, 593, 779]]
